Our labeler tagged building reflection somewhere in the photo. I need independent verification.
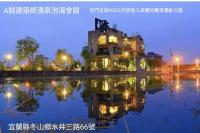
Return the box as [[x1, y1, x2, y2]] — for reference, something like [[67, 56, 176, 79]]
[[0, 76, 166, 120], [82, 76, 166, 128]]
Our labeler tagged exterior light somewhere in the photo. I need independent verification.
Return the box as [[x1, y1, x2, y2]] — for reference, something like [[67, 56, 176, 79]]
[[124, 51, 129, 57], [5, 54, 12, 61], [62, 55, 67, 61], [175, 57, 180, 73], [4, 53, 13, 68]]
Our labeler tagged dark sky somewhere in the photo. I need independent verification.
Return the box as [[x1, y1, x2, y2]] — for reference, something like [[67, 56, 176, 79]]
[[0, 2, 200, 64]]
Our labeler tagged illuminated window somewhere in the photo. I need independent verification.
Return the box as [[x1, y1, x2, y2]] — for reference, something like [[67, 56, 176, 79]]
[[109, 106, 118, 114], [102, 58, 109, 68], [140, 58, 146, 70], [99, 104, 107, 114], [109, 35, 118, 43], [98, 35, 107, 45], [102, 80, 109, 91]]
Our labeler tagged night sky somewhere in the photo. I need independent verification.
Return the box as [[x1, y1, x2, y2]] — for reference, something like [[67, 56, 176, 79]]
[[0, 2, 200, 64]]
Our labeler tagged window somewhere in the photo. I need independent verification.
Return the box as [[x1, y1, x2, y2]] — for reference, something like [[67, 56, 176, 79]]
[[98, 35, 107, 45], [102, 58, 109, 68], [109, 35, 118, 43]]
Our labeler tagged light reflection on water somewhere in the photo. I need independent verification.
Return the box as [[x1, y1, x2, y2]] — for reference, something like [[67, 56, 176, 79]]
[[0, 74, 200, 133]]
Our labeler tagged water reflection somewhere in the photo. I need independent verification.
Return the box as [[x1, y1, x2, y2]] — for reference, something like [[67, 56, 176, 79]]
[[1, 74, 200, 131]]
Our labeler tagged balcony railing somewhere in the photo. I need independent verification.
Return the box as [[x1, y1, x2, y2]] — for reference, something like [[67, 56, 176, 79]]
[[96, 51, 110, 56]]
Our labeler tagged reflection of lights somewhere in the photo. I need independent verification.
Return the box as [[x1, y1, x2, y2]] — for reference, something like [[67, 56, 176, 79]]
[[109, 106, 118, 114], [123, 90, 130, 100], [140, 78, 146, 90], [175, 74, 180, 92], [62, 88, 67, 99], [99, 104, 107, 114], [63, 89, 67, 95], [51, 80, 57, 87], [25, 81, 30, 87], [140, 58, 146, 70], [141, 97, 145, 104], [196, 74, 199, 88], [124, 104, 129, 111], [13, 83, 20, 88], [5, 92, 12, 99]]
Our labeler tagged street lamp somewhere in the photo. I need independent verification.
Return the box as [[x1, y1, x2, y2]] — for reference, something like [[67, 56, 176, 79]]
[[196, 59, 199, 71], [175, 57, 180, 73], [4, 53, 12, 68]]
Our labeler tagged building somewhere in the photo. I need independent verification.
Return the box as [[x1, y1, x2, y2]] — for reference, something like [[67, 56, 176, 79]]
[[146, 52, 163, 71], [33, 54, 49, 70], [83, 18, 145, 71]]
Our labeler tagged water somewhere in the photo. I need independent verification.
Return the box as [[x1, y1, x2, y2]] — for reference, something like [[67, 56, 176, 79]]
[[0, 74, 200, 133]]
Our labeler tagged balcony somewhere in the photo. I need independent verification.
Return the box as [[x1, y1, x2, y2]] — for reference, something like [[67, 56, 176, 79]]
[[96, 51, 110, 56], [113, 47, 122, 55]]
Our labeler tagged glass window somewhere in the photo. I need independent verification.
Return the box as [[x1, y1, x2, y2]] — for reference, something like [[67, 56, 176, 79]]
[[98, 35, 107, 45], [109, 35, 118, 43]]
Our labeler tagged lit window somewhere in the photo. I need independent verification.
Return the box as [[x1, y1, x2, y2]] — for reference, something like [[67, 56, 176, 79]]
[[102, 58, 109, 68], [109, 106, 118, 114], [140, 58, 146, 70], [102, 80, 109, 91], [98, 35, 107, 45], [99, 104, 107, 114], [109, 35, 118, 43]]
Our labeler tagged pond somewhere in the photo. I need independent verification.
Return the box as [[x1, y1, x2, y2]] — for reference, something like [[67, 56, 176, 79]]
[[0, 74, 200, 133]]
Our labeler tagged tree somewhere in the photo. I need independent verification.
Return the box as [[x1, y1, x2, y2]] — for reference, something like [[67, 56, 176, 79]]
[[0, 61, 6, 70], [54, 49, 73, 70], [70, 59, 82, 71], [16, 37, 39, 68], [32, 55, 48, 70], [81, 49, 92, 70]]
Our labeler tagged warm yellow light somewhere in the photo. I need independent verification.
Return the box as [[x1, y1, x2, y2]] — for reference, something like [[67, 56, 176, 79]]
[[99, 104, 107, 114], [62, 55, 67, 61], [196, 59, 199, 68], [62, 89, 67, 96], [25, 81, 30, 87], [98, 35, 107, 45], [109, 35, 118, 43], [124, 51, 129, 57], [109, 106, 118, 114], [13, 83, 20, 88], [123, 90, 130, 100], [175, 57, 179, 62], [5, 54, 12, 61], [5, 92, 12, 99], [102, 80, 109, 91], [51, 80, 57, 87]]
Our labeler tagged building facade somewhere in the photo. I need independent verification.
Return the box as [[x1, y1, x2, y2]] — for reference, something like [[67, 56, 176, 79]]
[[83, 18, 145, 71], [146, 52, 163, 71]]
